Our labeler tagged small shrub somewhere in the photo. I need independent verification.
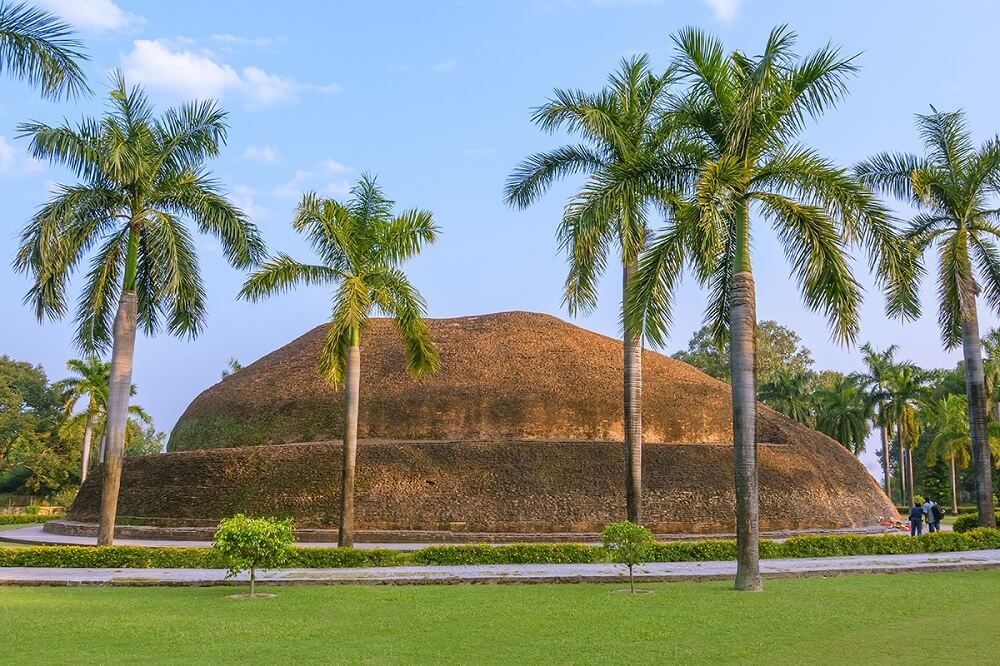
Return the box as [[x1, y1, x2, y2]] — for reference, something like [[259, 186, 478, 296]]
[[0, 514, 57, 525], [212, 514, 294, 597], [602, 521, 654, 593], [953, 512, 1000, 533]]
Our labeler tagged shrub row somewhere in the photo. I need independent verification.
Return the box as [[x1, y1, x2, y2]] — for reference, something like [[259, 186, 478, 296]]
[[3, 530, 999, 569], [0, 515, 57, 525], [953, 513, 1000, 533]]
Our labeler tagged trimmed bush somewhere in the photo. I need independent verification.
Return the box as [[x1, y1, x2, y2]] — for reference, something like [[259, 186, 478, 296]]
[[3, 529, 1000, 569], [953, 513, 1000, 534], [0, 514, 58, 525]]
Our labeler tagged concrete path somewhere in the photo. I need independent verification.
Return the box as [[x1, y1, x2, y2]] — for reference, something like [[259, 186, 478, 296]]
[[2, 549, 999, 587]]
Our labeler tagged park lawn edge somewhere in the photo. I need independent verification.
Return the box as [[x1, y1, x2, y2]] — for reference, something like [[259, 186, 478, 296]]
[[2, 528, 999, 568]]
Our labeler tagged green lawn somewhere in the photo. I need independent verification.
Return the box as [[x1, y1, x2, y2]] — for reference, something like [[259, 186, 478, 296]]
[[2, 571, 998, 664]]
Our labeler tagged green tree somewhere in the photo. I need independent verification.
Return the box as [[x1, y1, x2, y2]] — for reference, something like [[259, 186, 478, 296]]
[[221, 358, 243, 380], [885, 365, 928, 506], [53, 356, 106, 483], [15, 74, 263, 545], [505, 56, 683, 524], [923, 395, 973, 514], [601, 520, 654, 594], [674, 320, 814, 385], [627, 27, 915, 591], [0, 1, 87, 99], [0, 356, 61, 477], [853, 343, 900, 496], [240, 176, 439, 548], [857, 108, 1000, 527], [814, 375, 872, 455], [213, 514, 294, 598], [757, 368, 815, 426]]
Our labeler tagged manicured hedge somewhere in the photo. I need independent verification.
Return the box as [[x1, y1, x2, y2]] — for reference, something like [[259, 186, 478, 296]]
[[0, 515, 58, 525], [953, 513, 1000, 533], [3, 530, 1000, 568]]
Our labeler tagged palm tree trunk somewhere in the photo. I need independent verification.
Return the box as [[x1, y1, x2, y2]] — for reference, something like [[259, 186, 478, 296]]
[[80, 410, 94, 484], [906, 445, 915, 506], [730, 269, 761, 592], [96, 291, 138, 546], [880, 424, 891, 497], [897, 425, 906, 506], [959, 287, 997, 528], [623, 261, 643, 524], [338, 333, 361, 548], [950, 456, 958, 515]]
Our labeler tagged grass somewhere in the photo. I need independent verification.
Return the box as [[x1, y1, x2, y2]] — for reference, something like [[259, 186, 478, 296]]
[[2, 571, 999, 664]]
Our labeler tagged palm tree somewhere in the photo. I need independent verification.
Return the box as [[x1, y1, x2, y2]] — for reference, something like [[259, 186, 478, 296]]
[[757, 368, 814, 426], [982, 328, 1000, 422], [813, 376, 872, 455], [857, 108, 1000, 527], [885, 365, 927, 506], [924, 394, 973, 514], [853, 343, 901, 496], [505, 56, 684, 524], [626, 27, 916, 591], [221, 358, 243, 379], [0, 1, 88, 99], [14, 73, 263, 545], [240, 176, 439, 548], [54, 356, 107, 483]]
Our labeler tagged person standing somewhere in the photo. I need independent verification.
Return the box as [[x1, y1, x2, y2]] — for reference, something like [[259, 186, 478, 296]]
[[924, 498, 942, 533], [909, 501, 925, 536]]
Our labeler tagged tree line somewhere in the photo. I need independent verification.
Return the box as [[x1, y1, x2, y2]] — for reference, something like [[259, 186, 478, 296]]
[[3, 5, 999, 594]]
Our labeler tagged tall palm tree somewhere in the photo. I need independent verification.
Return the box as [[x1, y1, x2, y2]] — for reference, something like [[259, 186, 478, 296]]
[[924, 394, 973, 514], [757, 368, 814, 426], [885, 364, 927, 506], [54, 356, 107, 483], [857, 108, 1000, 527], [14, 73, 263, 545], [626, 27, 916, 591], [813, 375, 872, 455], [982, 328, 1000, 422], [240, 176, 439, 548], [505, 56, 685, 524], [853, 343, 901, 496], [0, 1, 88, 99]]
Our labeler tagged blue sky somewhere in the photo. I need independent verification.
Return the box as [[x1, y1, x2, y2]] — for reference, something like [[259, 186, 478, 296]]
[[2, 0, 998, 478]]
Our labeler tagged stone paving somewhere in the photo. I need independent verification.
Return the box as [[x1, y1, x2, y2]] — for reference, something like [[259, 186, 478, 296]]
[[2, 549, 998, 587]]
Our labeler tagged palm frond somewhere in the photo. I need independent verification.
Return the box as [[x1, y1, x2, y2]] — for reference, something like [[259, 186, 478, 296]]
[[370, 268, 440, 377], [504, 144, 607, 209], [238, 254, 340, 302], [0, 1, 88, 99]]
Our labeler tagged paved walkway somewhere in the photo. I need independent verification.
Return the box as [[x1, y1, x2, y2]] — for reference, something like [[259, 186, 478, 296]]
[[2, 549, 998, 586]]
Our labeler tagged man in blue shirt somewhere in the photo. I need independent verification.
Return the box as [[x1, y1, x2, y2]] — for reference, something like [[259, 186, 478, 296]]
[[909, 502, 925, 536], [923, 498, 940, 533]]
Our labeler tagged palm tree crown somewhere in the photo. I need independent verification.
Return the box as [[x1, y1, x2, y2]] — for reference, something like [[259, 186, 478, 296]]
[[14, 72, 264, 353], [814, 375, 873, 455], [0, 1, 88, 99], [240, 175, 439, 381], [757, 368, 814, 426]]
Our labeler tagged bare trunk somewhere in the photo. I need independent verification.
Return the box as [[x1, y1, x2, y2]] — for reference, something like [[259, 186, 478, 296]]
[[897, 425, 906, 507], [250, 567, 256, 597], [80, 411, 94, 484], [97, 292, 137, 546], [338, 343, 361, 548], [951, 457, 959, 515], [880, 424, 891, 498], [730, 270, 761, 591], [959, 288, 997, 527], [98, 429, 107, 463], [906, 446, 915, 506], [623, 262, 643, 524], [628, 564, 635, 593]]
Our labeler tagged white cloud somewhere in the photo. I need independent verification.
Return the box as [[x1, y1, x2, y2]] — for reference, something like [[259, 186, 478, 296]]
[[230, 185, 268, 221], [273, 170, 312, 199], [432, 59, 458, 73], [323, 158, 350, 173], [242, 145, 279, 164], [704, 0, 740, 21], [0, 136, 45, 176], [35, 0, 144, 31], [120, 40, 339, 107]]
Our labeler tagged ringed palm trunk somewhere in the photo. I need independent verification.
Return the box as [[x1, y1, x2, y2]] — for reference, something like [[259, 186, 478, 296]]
[[897, 425, 906, 506], [80, 408, 94, 484], [96, 291, 138, 546], [880, 422, 891, 497], [623, 261, 643, 524], [730, 274, 761, 590], [950, 456, 958, 515], [906, 445, 915, 506], [959, 284, 997, 528], [338, 331, 361, 548]]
